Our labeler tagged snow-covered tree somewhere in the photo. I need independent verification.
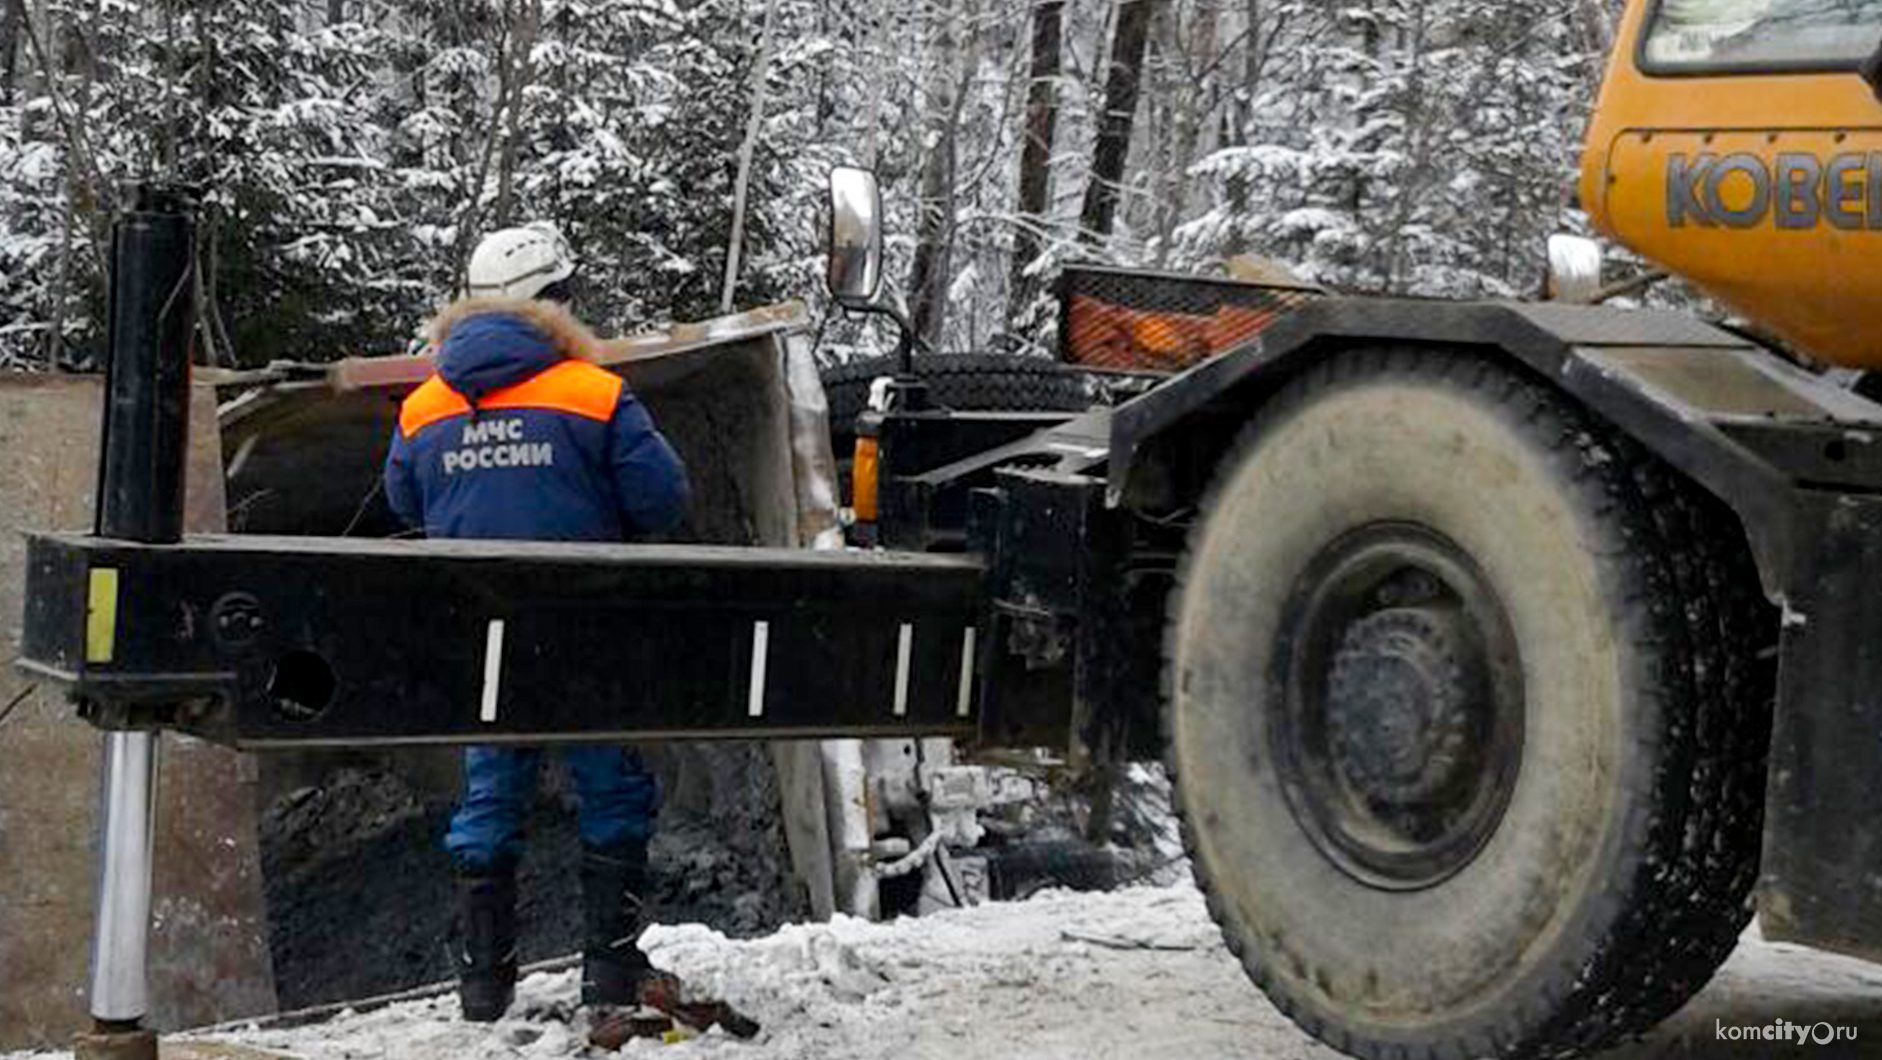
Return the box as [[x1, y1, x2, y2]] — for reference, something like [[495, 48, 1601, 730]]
[[0, 0, 1636, 370]]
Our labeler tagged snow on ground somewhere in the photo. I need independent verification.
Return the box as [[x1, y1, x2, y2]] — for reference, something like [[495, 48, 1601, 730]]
[[620, 882, 1316, 1060], [10, 883, 1325, 1060], [224, 881, 1319, 1060], [10, 880, 1882, 1060]]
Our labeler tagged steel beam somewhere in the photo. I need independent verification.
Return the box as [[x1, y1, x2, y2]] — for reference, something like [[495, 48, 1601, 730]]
[[21, 535, 987, 749]]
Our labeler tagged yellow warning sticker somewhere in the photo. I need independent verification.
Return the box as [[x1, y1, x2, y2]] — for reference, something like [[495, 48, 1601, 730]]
[[86, 567, 119, 664]]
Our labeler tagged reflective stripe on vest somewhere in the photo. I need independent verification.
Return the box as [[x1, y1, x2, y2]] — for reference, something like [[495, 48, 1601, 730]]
[[399, 359, 623, 439]]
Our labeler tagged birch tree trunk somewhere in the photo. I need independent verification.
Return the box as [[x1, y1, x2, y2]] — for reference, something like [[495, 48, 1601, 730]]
[[50, 178, 69, 365], [0, 0, 20, 107], [493, 0, 540, 229], [906, 0, 962, 350], [720, 0, 781, 314], [450, 9, 515, 290], [1007, 0, 1063, 330], [1144, 8, 1175, 263], [40, 0, 63, 364], [1158, 0, 1216, 260], [858, 0, 899, 168], [1220, 0, 1253, 255], [1078, 0, 1159, 246], [1578, 0, 1613, 55], [1382, 0, 1429, 292]]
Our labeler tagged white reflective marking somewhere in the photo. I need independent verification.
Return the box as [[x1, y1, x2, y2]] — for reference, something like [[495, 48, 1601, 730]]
[[893, 623, 914, 716], [956, 627, 978, 717], [480, 620, 506, 723], [748, 621, 771, 718]]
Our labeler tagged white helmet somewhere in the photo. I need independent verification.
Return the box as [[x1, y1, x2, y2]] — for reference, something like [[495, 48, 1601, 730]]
[[466, 221, 577, 300]]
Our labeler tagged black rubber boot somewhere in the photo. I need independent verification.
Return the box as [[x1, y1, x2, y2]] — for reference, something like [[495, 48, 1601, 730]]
[[454, 860, 519, 1022], [580, 842, 654, 1008]]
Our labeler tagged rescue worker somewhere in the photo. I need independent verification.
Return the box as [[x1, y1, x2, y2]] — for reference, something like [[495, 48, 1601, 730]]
[[383, 222, 689, 1022]]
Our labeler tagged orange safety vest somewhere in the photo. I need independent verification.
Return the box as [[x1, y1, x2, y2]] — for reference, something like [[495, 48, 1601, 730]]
[[399, 359, 623, 440]]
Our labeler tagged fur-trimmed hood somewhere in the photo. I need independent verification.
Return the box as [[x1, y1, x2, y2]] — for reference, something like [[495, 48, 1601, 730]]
[[424, 296, 603, 402]]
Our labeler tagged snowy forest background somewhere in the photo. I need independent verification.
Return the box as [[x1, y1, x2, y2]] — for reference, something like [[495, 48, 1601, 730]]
[[0, 0, 1631, 371]]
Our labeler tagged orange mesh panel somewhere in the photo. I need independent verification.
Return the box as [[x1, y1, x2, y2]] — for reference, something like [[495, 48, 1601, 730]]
[[1060, 268, 1320, 373]]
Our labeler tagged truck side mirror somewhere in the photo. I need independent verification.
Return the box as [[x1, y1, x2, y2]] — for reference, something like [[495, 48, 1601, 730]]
[[1864, 35, 1882, 103], [1546, 235, 1604, 304], [828, 167, 884, 307]]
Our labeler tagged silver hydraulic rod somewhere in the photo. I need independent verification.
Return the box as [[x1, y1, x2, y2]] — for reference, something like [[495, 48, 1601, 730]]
[[88, 731, 159, 1022], [75, 185, 196, 1060]]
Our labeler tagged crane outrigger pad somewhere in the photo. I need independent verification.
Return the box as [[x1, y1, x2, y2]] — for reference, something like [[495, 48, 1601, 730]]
[[18, 533, 986, 749]]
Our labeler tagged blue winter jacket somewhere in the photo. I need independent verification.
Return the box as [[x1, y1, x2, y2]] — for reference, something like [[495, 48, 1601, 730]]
[[384, 300, 689, 541]]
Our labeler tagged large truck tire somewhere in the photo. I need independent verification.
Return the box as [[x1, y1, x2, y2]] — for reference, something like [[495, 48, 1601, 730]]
[[1164, 348, 1773, 1060]]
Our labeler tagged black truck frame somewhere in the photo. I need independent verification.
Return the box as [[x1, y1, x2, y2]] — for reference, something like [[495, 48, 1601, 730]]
[[22, 188, 1882, 1058]]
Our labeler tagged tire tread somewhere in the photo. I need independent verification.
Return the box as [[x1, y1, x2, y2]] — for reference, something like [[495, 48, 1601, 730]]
[[1163, 347, 1776, 1060], [821, 353, 1094, 439]]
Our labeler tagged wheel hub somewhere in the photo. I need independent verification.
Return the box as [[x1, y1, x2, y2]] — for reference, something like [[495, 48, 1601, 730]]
[[1273, 523, 1525, 892], [1326, 607, 1485, 807]]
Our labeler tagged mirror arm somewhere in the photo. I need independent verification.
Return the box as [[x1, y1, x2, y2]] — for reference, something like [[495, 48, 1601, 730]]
[[834, 287, 922, 374], [877, 289, 920, 376]]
